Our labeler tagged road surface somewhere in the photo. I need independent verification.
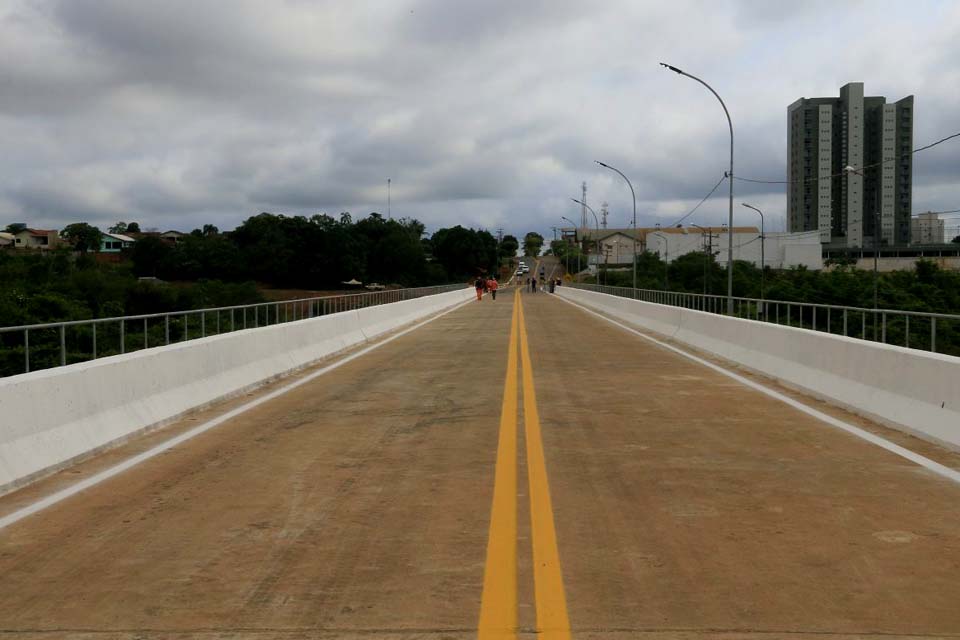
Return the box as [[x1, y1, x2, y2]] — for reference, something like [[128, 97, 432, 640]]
[[1, 288, 959, 638]]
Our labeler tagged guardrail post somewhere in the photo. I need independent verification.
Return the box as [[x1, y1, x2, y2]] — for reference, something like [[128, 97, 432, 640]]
[[243, 308, 247, 329], [881, 313, 886, 343], [24, 329, 29, 373], [120, 319, 125, 354], [862, 313, 866, 339], [217, 311, 221, 333], [165, 315, 170, 344], [231, 309, 235, 332], [60, 324, 66, 366], [201, 313, 206, 338], [184, 314, 189, 341], [827, 307, 831, 334], [905, 315, 910, 348], [144, 318, 149, 348], [92, 323, 97, 359], [254, 306, 258, 328], [812, 306, 817, 331], [931, 318, 937, 352], [843, 309, 847, 336]]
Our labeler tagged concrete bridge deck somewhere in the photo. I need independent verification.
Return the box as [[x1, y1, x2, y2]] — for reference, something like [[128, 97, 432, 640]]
[[2, 286, 960, 638]]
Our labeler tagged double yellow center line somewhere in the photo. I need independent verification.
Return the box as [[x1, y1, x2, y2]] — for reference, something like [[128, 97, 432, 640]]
[[479, 288, 571, 639]]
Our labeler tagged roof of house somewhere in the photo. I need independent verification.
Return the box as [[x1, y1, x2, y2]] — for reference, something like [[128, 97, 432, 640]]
[[103, 232, 136, 242], [22, 228, 58, 236]]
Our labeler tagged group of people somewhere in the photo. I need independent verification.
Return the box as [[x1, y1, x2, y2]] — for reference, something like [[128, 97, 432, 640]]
[[525, 276, 561, 293], [472, 270, 563, 301], [474, 276, 499, 301]]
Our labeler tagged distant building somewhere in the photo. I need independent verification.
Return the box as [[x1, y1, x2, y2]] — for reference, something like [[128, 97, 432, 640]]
[[160, 230, 186, 244], [911, 212, 945, 245], [0, 232, 14, 248], [12, 228, 61, 250], [787, 82, 914, 248], [100, 232, 136, 253], [561, 226, 824, 271]]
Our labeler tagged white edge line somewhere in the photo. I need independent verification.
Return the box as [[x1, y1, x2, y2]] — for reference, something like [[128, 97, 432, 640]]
[[555, 293, 960, 486], [0, 297, 473, 531]]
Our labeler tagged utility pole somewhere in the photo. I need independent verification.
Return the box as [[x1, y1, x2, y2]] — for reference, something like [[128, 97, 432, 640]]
[[581, 182, 588, 231], [387, 178, 391, 219]]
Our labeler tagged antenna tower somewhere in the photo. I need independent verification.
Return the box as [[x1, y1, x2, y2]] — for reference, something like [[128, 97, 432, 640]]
[[600, 202, 609, 229]]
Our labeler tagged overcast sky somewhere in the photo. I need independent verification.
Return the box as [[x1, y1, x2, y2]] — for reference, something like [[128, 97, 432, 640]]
[[2, 0, 959, 239]]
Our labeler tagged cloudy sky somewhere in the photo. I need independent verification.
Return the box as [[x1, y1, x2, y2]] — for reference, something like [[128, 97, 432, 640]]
[[2, 0, 959, 239]]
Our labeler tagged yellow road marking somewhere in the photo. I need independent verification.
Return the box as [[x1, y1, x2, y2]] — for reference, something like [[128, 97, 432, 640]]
[[518, 295, 572, 639], [478, 289, 520, 639]]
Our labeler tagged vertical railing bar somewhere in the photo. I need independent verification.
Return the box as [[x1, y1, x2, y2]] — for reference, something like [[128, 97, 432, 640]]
[[60, 324, 66, 366]]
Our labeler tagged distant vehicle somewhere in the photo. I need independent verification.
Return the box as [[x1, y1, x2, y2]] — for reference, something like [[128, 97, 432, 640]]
[[515, 269, 523, 276]]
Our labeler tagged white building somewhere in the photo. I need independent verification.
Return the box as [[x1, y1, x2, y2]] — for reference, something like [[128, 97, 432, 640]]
[[572, 226, 823, 270], [911, 213, 945, 245]]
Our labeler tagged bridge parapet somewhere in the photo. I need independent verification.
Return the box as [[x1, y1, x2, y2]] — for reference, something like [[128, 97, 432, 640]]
[[558, 286, 960, 451], [0, 287, 472, 494]]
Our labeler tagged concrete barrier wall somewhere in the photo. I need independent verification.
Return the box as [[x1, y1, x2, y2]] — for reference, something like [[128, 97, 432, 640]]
[[0, 288, 474, 493], [558, 287, 960, 449]]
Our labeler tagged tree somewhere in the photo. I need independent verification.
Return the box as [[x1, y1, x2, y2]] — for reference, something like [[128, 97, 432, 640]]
[[202, 224, 219, 236], [523, 232, 544, 257], [499, 234, 519, 259], [126, 222, 141, 233], [952, 235, 960, 244], [108, 222, 128, 234], [61, 223, 102, 253], [4, 223, 26, 234]]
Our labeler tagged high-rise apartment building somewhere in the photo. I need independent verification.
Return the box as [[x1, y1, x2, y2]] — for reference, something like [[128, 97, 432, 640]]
[[787, 83, 913, 247]]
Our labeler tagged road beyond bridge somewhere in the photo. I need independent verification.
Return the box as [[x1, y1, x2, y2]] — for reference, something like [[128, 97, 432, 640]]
[[2, 287, 960, 638]]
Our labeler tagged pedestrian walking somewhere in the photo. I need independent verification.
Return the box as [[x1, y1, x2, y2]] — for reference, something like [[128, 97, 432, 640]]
[[474, 276, 484, 301], [487, 276, 499, 301]]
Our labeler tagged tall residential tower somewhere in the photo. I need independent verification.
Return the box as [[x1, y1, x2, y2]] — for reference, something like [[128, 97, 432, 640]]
[[787, 83, 913, 247]]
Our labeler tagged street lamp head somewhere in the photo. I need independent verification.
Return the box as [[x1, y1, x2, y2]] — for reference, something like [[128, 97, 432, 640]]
[[659, 62, 683, 74], [594, 160, 609, 169]]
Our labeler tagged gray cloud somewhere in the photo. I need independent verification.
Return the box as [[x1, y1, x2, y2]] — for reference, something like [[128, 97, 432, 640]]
[[0, 0, 958, 240]]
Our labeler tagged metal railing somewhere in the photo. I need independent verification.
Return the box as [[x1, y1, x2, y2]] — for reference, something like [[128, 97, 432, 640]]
[[569, 283, 960, 357], [0, 284, 465, 378]]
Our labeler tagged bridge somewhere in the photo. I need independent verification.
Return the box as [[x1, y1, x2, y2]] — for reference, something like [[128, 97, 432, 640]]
[[1, 265, 959, 638]]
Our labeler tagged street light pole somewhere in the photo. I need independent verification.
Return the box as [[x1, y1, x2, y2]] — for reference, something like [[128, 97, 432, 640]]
[[572, 198, 601, 279], [741, 203, 765, 302], [595, 161, 637, 291], [651, 229, 668, 289], [844, 166, 880, 311], [561, 215, 579, 281], [660, 62, 734, 314], [691, 224, 709, 296]]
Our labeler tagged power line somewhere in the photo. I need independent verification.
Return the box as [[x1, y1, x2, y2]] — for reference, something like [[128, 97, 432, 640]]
[[734, 130, 960, 185], [668, 173, 728, 227]]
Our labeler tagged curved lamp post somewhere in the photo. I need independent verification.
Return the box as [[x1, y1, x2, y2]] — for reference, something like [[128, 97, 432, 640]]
[[595, 161, 637, 291], [690, 223, 710, 295], [741, 203, 765, 302], [560, 215, 580, 280], [651, 228, 669, 289], [844, 165, 880, 312], [660, 62, 734, 314], [571, 198, 601, 278]]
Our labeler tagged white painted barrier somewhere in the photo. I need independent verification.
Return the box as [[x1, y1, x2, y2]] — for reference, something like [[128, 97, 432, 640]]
[[0, 288, 474, 493], [558, 287, 960, 449]]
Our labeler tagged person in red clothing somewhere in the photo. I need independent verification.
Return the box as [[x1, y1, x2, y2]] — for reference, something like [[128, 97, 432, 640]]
[[486, 276, 499, 300], [474, 276, 484, 301]]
